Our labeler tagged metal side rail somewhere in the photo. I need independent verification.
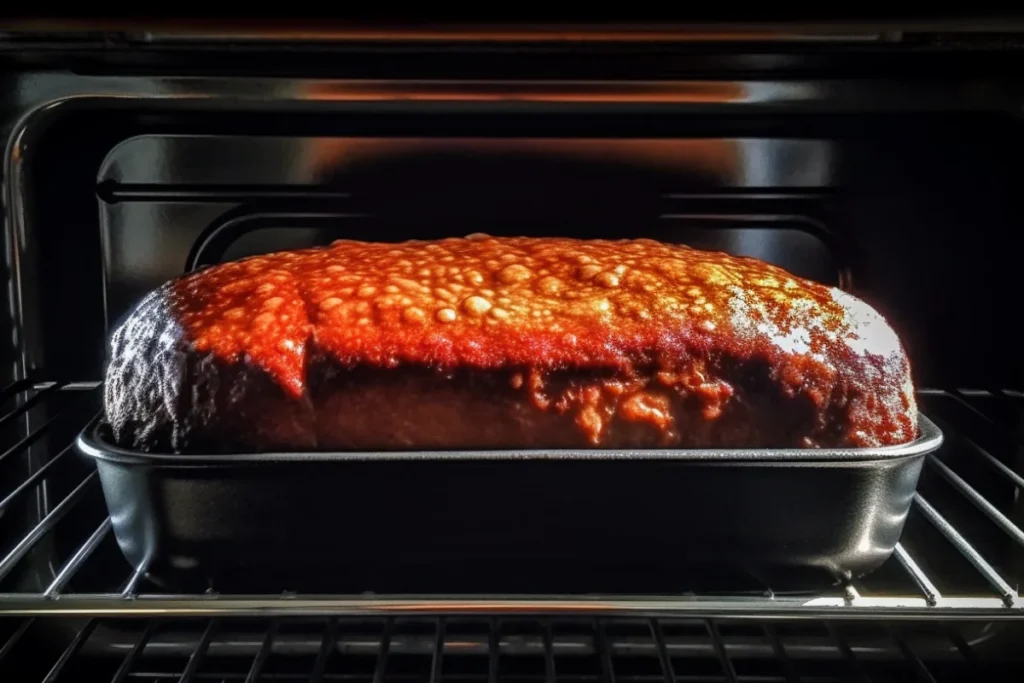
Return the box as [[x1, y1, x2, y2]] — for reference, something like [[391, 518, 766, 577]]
[[0, 384, 1021, 616]]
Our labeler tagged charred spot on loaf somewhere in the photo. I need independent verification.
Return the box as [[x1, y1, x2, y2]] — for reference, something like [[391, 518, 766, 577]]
[[104, 235, 919, 452]]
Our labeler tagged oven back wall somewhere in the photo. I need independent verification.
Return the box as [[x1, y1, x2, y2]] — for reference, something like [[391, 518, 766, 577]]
[[11, 107, 1024, 392]]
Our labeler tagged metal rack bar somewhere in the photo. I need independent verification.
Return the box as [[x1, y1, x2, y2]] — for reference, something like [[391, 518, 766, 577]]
[[42, 619, 97, 683], [825, 622, 869, 683], [372, 618, 394, 683], [44, 518, 112, 596], [120, 558, 151, 597], [762, 624, 798, 683], [310, 618, 336, 683], [0, 378, 35, 404], [243, 620, 277, 683], [892, 544, 941, 606], [1, 595, 1022, 617], [649, 619, 676, 683], [0, 470, 98, 583], [927, 455, 1024, 546], [945, 627, 980, 665], [543, 620, 556, 683], [430, 617, 446, 683], [948, 389, 998, 425], [886, 627, 937, 683], [31, 381, 101, 392], [928, 411, 1024, 490], [0, 442, 75, 513], [595, 619, 617, 683], [0, 382, 61, 429], [961, 434, 1024, 491], [705, 619, 737, 683], [179, 618, 217, 683], [0, 617, 33, 663], [912, 493, 1017, 606], [0, 413, 62, 468], [488, 618, 499, 683], [110, 620, 160, 683]]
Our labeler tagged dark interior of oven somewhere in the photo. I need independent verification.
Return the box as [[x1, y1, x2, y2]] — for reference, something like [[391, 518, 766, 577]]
[[1, 25, 1024, 680], [19, 108, 1024, 389]]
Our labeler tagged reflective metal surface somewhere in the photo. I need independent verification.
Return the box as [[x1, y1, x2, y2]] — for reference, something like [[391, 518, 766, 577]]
[[69, 625, 982, 661], [98, 136, 835, 186], [0, 72, 1017, 539], [2, 596, 1022, 619], [2, 613, 1016, 682], [96, 135, 842, 330], [0, 39, 1023, 670], [0, 70, 1020, 387]]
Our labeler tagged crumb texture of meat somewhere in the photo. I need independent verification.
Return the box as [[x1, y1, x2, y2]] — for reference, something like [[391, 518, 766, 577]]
[[104, 235, 918, 453]]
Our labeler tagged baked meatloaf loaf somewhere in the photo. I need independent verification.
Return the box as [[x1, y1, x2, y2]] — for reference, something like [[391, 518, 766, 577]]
[[104, 235, 918, 453]]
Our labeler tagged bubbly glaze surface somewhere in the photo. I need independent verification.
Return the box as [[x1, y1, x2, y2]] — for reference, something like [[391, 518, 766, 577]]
[[151, 234, 917, 448]]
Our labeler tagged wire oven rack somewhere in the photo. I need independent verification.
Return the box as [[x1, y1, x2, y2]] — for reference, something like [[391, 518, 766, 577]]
[[0, 382, 1021, 681], [0, 613, 1015, 682]]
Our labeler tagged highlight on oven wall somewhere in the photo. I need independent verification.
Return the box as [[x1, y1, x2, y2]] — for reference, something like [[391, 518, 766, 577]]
[[2, 100, 1024, 680]]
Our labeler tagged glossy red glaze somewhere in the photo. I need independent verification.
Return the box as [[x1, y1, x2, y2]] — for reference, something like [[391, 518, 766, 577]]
[[163, 235, 917, 447]]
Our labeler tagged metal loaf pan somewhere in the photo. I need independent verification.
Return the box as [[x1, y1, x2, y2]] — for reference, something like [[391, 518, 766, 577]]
[[77, 414, 943, 593]]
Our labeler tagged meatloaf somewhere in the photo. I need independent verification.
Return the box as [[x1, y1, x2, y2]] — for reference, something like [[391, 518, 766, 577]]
[[103, 235, 918, 453]]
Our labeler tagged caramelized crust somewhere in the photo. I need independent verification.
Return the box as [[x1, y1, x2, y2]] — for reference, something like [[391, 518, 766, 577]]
[[104, 235, 918, 453]]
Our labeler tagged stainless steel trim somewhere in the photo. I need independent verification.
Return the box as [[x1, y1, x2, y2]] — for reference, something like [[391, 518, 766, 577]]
[[76, 413, 944, 465], [0, 595, 1020, 619]]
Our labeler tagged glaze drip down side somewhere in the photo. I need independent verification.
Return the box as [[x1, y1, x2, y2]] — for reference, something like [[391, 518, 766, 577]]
[[103, 235, 918, 453]]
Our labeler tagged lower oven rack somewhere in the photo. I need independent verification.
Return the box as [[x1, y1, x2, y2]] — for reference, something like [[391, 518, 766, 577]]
[[1, 614, 1015, 682], [0, 382, 1022, 680]]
